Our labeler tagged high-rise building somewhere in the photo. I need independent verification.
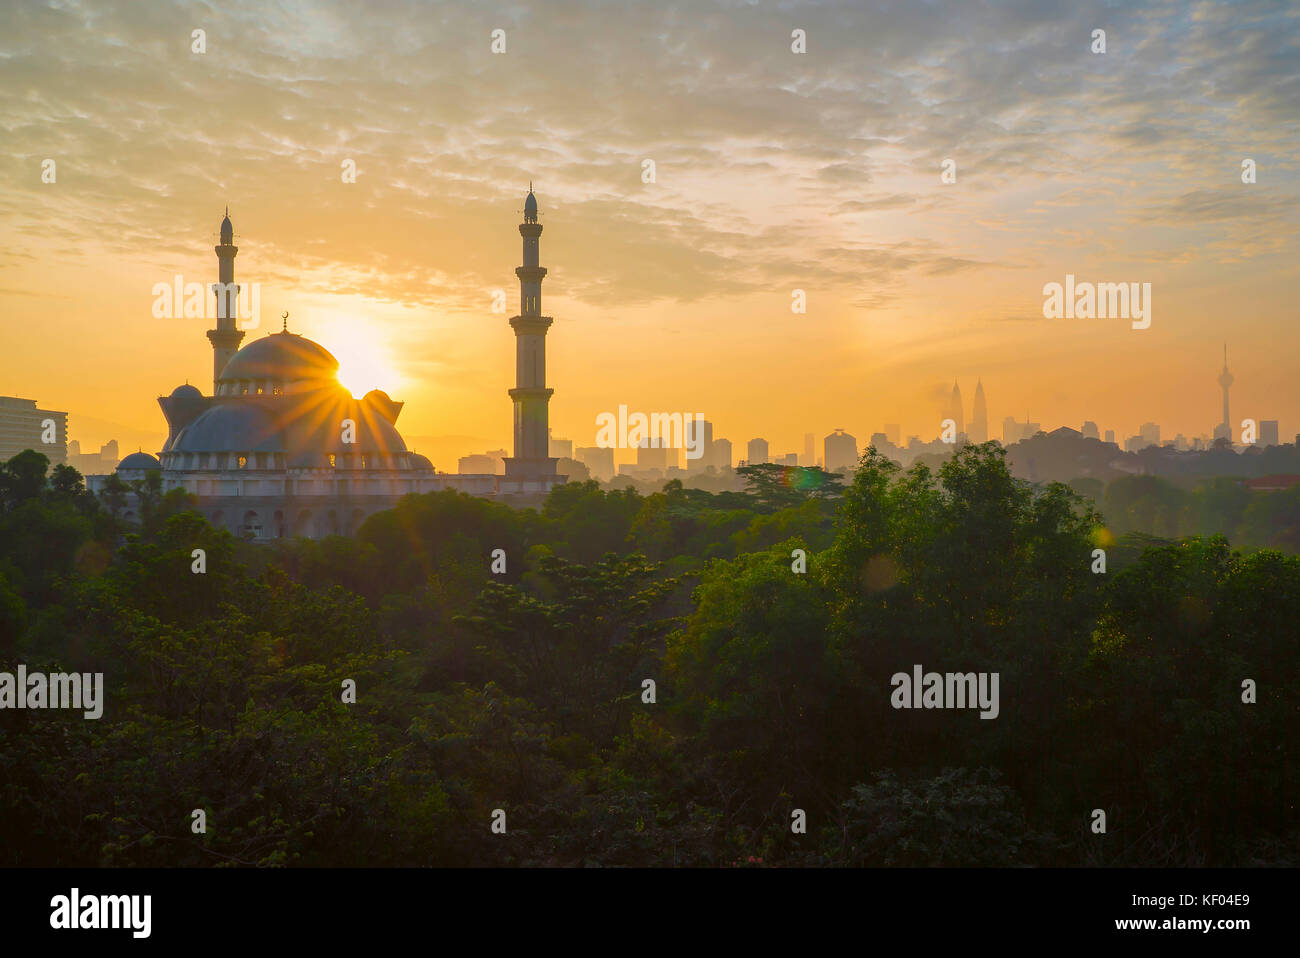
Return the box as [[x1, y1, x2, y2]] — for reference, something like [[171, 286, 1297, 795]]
[[776, 452, 798, 467], [746, 438, 769, 465], [1081, 421, 1099, 440], [1140, 422, 1160, 446], [459, 454, 501, 474], [970, 380, 988, 443], [574, 445, 615, 481], [803, 432, 815, 467], [635, 438, 670, 473], [950, 380, 964, 437], [824, 428, 858, 474], [1002, 416, 1041, 445], [1260, 420, 1280, 446], [1104, 429, 1116, 445], [0, 396, 67, 465], [547, 428, 573, 459], [67, 439, 121, 475], [884, 423, 901, 446], [712, 438, 732, 470], [687, 418, 713, 472], [503, 187, 560, 487]]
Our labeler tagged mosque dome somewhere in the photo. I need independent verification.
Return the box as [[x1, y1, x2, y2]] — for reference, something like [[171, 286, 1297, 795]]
[[218, 331, 339, 386], [410, 453, 433, 471], [172, 405, 283, 454], [170, 383, 203, 401], [117, 452, 161, 471], [170, 390, 410, 463]]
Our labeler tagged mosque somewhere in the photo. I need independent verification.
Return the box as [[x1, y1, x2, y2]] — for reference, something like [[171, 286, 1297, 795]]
[[97, 191, 564, 539]]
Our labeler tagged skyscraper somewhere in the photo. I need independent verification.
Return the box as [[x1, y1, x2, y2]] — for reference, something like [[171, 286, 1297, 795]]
[[547, 428, 573, 459], [503, 187, 560, 484], [970, 380, 988, 443], [0, 397, 67, 464], [635, 438, 670, 473], [950, 380, 964, 437], [575, 445, 615, 481], [747, 438, 769, 465], [1260, 420, 1279, 446], [1081, 421, 1099, 440], [824, 428, 858, 474], [713, 437, 732, 470], [687, 418, 714, 472], [803, 432, 815, 466]]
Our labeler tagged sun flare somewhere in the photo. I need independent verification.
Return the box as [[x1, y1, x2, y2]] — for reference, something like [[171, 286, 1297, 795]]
[[320, 325, 401, 397]]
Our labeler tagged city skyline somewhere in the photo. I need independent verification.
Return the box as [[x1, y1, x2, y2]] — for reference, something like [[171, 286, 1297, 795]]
[[4, 349, 1288, 476], [3, 1, 1298, 466]]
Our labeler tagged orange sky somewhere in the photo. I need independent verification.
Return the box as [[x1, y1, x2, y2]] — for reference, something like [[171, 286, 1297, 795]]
[[2, 1, 1298, 469]]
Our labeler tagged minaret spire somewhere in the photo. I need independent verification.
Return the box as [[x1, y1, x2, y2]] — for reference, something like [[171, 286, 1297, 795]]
[[206, 209, 246, 393], [503, 186, 559, 486]]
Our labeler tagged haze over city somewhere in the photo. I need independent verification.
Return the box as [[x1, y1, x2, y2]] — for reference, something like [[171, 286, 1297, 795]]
[[2, 0, 1298, 465]]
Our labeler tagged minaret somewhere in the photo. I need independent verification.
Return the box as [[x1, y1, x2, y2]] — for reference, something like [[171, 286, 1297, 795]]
[[971, 379, 988, 443], [1216, 343, 1234, 440], [206, 209, 245, 393], [950, 379, 964, 437], [503, 187, 558, 482]]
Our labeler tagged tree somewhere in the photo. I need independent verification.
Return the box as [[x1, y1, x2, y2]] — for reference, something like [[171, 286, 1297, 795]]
[[837, 768, 1055, 866], [667, 542, 839, 810], [735, 463, 845, 511], [99, 473, 131, 521], [49, 462, 84, 498], [129, 470, 164, 528], [0, 449, 50, 508], [456, 552, 679, 745]]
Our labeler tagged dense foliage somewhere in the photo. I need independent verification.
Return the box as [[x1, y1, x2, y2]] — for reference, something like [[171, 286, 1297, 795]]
[[1, 446, 1295, 866]]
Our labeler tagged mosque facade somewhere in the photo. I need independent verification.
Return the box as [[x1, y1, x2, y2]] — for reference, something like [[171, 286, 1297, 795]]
[[94, 191, 564, 539]]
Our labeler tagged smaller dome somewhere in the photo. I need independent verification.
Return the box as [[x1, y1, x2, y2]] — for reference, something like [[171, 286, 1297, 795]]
[[220, 211, 233, 243], [170, 383, 203, 400], [411, 453, 433, 471], [118, 452, 161, 471]]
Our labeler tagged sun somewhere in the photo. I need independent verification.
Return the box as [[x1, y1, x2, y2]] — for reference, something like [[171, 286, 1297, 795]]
[[327, 328, 401, 397]]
